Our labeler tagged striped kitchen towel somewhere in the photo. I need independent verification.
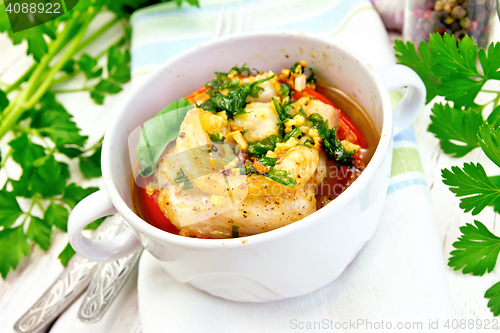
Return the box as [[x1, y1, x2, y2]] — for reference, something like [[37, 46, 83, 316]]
[[131, 1, 455, 332]]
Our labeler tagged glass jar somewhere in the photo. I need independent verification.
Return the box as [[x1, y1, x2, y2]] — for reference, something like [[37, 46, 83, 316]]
[[404, 0, 497, 48]]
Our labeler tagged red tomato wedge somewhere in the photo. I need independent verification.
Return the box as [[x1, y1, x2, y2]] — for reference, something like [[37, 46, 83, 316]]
[[186, 86, 207, 103], [294, 87, 367, 148], [134, 180, 179, 234]]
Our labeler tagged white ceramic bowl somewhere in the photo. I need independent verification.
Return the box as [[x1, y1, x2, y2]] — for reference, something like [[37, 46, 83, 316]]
[[68, 31, 425, 302]]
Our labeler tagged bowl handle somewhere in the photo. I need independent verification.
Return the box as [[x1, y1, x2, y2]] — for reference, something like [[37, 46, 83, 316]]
[[68, 190, 142, 262], [376, 64, 426, 136]]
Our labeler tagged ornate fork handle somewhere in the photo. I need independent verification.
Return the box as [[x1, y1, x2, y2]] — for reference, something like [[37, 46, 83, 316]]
[[14, 217, 125, 333], [78, 221, 143, 322]]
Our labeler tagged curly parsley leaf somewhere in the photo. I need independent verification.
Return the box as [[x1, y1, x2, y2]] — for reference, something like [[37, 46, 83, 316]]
[[61, 184, 99, 209], [0, 190, 23, 228], [394, 39, 439, 103], [30, 93, 88, 148], [442, 163, 500, 215], [78, 54, 103, 79], [486, 281, 500, 316], [58, 243, 76, 267], [396, 34, 500, 108], [107, 47, 131, 84], [0, 227, 30, 279], [449, 221, 500, 276], [27, 217, 52, 251], [478, 124, 500, 168], [80, 146, 102, 179], [45, 203, 70, 232], [428, 103, 483, 157]]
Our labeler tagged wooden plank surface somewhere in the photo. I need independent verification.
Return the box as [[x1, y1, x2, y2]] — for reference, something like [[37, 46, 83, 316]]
[[1, 26, 500, 332]]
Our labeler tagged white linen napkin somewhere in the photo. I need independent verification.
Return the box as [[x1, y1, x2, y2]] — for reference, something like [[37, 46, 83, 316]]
[[131, 1, 455, 332]]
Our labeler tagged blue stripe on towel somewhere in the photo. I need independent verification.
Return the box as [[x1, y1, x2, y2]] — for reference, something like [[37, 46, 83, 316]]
[[387, 178, 427, 194]]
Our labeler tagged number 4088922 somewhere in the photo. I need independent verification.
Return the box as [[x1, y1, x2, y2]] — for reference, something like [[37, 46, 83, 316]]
[[5, 2, 61, 14]]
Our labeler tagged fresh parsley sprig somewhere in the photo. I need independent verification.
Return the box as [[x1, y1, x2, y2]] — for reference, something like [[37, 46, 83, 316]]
[[0, 0, 199, 279], [395, 33, 500, 316]]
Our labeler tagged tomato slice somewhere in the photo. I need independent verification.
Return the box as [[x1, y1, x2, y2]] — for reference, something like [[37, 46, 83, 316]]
[[136, 184, 179, 235], [294, 87, 366, 148], [186, 86, 207, 103]]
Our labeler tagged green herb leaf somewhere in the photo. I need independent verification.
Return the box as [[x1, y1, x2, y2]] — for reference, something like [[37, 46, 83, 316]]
[[0, 227, 30, 279], [62, 184, 99, 209], [428, 103, 483, 157], [107, 47, 131, 84], [307, 68, 316, 85], [280, 83, 290, 99], [173, 168, 193, 190], [58, 243, 76, 267], [80, 146, 102, 179], [230, 63, 254, 76], [45, 203, 69, 232], [487, 105, 500, 127], [478, 124, 500, 168], [232, 224, 239, 238], [78, 54, 103, 79], [394, 39, 443, 103], [202, 76, 274, 118], [32, 155, 70, 198], [247, 135, 282, 158], [27, 216, 52, 251], [84, 216, 107, 230], [442, 163, 500, 215], [0, 190, 23, 228], [209, 133, 225, 143], [136, 98, 193, 177], [449, 221, 500, 276], [257, 157, 277, 167], [0, 89, 8, 112], [486, 281, 500, 316], [30, 93, 88, 147], [265, 168, 297, 188], [284, 127, 301, 141], [9, 133, 45, 168]]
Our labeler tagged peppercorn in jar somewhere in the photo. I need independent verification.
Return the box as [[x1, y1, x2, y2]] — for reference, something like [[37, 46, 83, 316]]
[[404, 0, 497, 48]]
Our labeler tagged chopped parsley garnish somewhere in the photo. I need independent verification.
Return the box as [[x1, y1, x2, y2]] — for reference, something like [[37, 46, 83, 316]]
[[301, 111, 355, 165], [173, 168, 193, 190], [230, 63, 258, 77], [200, 75, 275, 119], [209, 133, 225, 143], [247, 135, 282, 157], [232, 225, 240, 238], [205, 72, 240, 91], [280, 82, 291, 99], [271, 97, 293, 136], [265, 168, 298, 188], [245, 157, 297, 188], [290, 62, 301, 74], [307, 67, 317, 86], [283, 127, 301, 141]]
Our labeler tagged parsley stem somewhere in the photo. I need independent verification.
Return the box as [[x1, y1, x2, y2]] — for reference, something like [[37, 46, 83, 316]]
[[51, 88, 91, 94], [23, 8, 97, 110], [5, 64, 36, 95]]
